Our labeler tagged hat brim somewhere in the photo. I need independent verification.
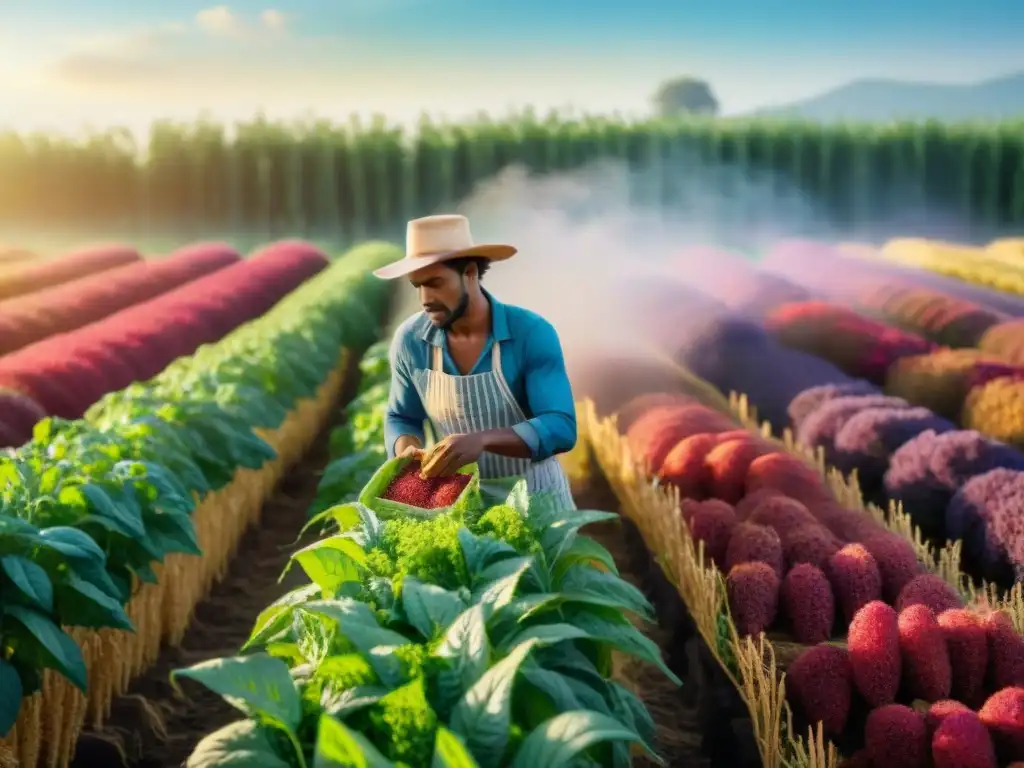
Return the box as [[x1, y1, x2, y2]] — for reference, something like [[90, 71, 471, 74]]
[[373, 244, 517, 280]]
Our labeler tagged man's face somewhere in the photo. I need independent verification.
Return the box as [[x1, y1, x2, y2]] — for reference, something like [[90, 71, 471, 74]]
[[409, 263, 471, 328]]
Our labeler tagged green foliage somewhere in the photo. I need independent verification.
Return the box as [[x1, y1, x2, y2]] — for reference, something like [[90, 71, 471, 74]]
[[473, 505, 538, 556], [178, 348, 674, 767], [308, 342, 391, 520], [0, 242, 399, 737], [3, 112, 1023, 237], [350, 677, 438, 767], [377, 514, 471, 592]]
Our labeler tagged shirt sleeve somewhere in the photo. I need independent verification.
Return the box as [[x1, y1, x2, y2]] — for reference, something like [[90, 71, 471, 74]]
[[514, 318, 578, 461], [384, 331, 427, 458]]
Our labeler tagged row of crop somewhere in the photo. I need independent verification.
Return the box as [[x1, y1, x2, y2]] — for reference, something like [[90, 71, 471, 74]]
[[306, 339, 391, 516], [175, 345, 674, 768], [577, 360, 1024, 767], [755, 242, 1024, 448], [0, 240, 331, 448], [614, 381, 939, 641], [761, 240, 1024, 356], [795, 240, 1024, 317], [5, 116, 1024, 234], [0, 245, 139, 301], [758, 244, 1024, 447], [874, 239, 1024, 299], [647, 254, 1024, 588], [0, 242, 396, 768], [0, 248, 37, 266], [0, 242, 241, 357]]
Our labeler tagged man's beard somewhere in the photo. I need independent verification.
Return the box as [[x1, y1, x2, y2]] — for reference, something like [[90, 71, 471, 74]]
[[427, 278, 470, 329]]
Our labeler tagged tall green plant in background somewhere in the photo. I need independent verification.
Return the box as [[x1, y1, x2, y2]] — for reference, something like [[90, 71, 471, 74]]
[[1, 114, 1023, 241]]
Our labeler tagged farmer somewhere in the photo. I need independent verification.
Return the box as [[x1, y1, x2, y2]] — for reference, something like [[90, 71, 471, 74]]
[[375, 213, 577, 510]]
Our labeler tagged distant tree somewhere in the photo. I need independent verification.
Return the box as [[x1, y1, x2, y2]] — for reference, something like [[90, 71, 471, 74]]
[[653, 77, 719, 118]]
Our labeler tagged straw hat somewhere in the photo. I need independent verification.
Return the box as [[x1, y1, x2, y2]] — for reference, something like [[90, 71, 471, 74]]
[[373, 214, 517, 280]]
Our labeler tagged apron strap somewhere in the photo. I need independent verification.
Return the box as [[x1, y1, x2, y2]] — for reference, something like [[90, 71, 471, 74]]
[[433, 339, 502, 375], [491, 340, 503, 375]]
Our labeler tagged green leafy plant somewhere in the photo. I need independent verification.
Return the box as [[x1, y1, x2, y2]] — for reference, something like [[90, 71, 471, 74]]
[[176, 350, 677, 768], [313, 342, 391, 518], [0, 242, 400, 738]]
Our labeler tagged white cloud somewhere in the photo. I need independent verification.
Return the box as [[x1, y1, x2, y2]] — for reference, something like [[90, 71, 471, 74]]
[[260, 9, 288, 32], [195, 6, 243, 37], [194, 6, 289, 38], [43, 6, 305, 94]]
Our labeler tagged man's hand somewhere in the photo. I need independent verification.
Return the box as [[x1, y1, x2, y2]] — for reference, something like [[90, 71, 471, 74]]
[[394, 435, 423, 462], [420, 433, 486, 477], [398, 444, 423, 460]]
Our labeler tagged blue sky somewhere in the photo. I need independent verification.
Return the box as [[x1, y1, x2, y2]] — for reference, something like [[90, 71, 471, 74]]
[[1, 0, 1022, 138]]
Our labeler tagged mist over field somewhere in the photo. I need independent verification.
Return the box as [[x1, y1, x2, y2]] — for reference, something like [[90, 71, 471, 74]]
[[387, 154, 982, 380]]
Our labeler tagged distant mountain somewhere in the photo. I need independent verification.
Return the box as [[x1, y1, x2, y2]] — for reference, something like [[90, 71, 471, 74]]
[[745, 71, 1024, 122]]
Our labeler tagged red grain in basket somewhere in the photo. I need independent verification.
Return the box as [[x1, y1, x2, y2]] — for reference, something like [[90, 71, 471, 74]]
[[380, 460, 472, 509]]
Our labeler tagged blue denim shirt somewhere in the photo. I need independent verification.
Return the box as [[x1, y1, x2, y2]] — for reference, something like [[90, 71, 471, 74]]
[[384, 290, 577, 462]]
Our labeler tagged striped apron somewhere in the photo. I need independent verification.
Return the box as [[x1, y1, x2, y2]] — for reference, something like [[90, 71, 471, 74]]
[[413, 342, 576, 511]]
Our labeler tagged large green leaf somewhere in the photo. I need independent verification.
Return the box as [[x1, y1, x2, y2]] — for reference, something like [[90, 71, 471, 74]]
[[556, 565, 654, 620], [4, 605, 87, 691], [53, 572, 134, 630], [0, 554, 54, 612], [566, 611, 681, 686], [605, 681, 657, 751], [432, 727, 480, 768], [500, 623, 590, 652], [146, 507, 202, 556], [0, 516, 42, 558], [0, 658, 23, 737], [433, 604, 490, 716], [538, 511, 619, 567], [457, 530, 519, 584], [36, 527, 122, 599], [243, 583, 322, 651], [509, 710, 646, 768], [488, 591, 655, 649], [473, 558, 531, 619], [551, 536, 619, 579], [449, 639, 539, 768], [186, 719, 291, 767], [172, 653, 302, 731], [320, 683, 388, 719], [520, 663, 608, 715], [523, 659, 580, 704], [80, 483, 146, 539], [297, 597, 381, 632], [294, 610, 335, 667], [300, 601, 411, 687], [502, 481, 530, 518], [287, 536, 367, 595], [485, 594, 559, 645], [401, 578, 467, 641], [302, 502, 381, 547], [36, 526, 106, 563], [313, 713, 396, 767], [534, 643, 604, 681]]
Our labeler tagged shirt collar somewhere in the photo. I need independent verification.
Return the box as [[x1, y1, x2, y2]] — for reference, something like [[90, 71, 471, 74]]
[[419, 288, 512, 346]]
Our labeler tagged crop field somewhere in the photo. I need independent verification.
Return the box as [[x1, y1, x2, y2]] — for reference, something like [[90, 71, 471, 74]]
[[2, 115, 1024, 240], [0, 234, 698, 768], [571, 235, 1024, 767], [0, 241, 394, 765], [4, 117, 1024, 768]]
